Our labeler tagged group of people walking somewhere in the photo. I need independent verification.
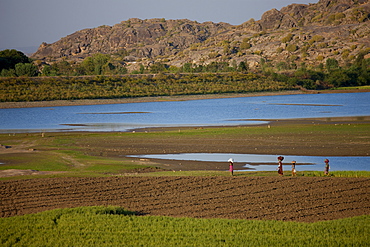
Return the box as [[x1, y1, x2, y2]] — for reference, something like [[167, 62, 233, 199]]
[[228, 156, 330, 176], [276, 156, 330, 176]]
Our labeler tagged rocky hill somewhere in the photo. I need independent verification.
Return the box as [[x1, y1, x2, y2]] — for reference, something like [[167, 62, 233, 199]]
[[31, 0, 370, 71]]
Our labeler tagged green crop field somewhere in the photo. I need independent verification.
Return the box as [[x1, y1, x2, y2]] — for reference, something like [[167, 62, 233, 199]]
[[1, 206, 369, 246]]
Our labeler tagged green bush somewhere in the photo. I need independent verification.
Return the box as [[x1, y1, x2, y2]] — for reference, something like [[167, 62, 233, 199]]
[[240, 41, 252, 50], [286, 44, 298, 52], [308, 35, 325, 45], [15, 63, 38, 77], [281, 33, 294, 43]]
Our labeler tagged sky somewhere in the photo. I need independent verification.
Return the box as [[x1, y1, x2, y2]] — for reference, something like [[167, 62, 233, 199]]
[[0, 0, 316, 53]]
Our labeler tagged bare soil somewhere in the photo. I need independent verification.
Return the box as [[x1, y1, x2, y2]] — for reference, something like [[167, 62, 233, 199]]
[[0, 176, 369, 222]]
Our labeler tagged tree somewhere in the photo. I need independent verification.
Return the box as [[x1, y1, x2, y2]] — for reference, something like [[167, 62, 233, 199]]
[[93, 54, 110, 75], [55, 60, 73, 75], [276, 62, 289, 71], [139, 64, 145, 74], [80, 57, 95, 74], [0, 68, 16, 77], [0, 49, 31, 71], [350, 53, 370, 85], [150, 62, 168, 73], [238, 61, 248, 72], [182, 63, 193, 73], [325, 58, 339, 70], [80, 53, 111, 75], [15, 63, 38, 77], [325, 70, 351, 87]]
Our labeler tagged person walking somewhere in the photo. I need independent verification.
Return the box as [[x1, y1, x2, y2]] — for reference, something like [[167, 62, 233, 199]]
[[324, 159, 330, 176], [228, 158, 234, 176], [291, 160, 297, 176], [277, 156, 284, 176]]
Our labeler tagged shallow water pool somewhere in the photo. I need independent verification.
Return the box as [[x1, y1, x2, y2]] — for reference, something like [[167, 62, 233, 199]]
[[127, 153, 370, 171]]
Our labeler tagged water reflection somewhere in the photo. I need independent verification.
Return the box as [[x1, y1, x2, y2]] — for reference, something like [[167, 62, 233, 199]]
[[127, 153, 370, 171]]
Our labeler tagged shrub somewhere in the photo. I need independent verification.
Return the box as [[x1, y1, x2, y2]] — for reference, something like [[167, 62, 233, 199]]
[[15, 63, 38, 77], [276, 62, 289, 71], [326, 58, 339, 70], [281, 33, 294, 43], [276, 47, 284, 53], [208, 52, 219, 59], [240, 41, 252, 50], [286, 44, 298, 52], [317, 42, 328, 48], [341, 49, 350, 59], [316, 55, 324, 61], [308, 35, 325, 45]]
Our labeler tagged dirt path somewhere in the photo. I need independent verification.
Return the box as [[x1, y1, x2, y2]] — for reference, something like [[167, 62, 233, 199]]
[[1, 176, 369, 222]]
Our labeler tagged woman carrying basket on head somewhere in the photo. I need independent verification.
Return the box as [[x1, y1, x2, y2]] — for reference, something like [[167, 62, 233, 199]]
[[324, 159, 330, 176], [228, 158, 234, 176], [277, 156, 284, 176]]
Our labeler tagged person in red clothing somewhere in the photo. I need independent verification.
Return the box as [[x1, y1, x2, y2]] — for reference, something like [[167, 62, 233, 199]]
[[277, 156, 284, 176], [228, 158, 234, 176], [324, 159, 330, 176]]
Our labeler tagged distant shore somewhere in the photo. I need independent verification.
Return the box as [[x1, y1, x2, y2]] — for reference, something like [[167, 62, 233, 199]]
[[1, 89, 369, 109]]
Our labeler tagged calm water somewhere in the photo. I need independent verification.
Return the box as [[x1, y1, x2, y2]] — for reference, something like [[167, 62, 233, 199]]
[[128, 153, 370, 171], [0, 92, 369, 133]]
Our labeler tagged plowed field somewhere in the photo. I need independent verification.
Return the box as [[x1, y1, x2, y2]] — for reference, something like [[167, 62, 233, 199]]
[[1, 176, 369, 222]]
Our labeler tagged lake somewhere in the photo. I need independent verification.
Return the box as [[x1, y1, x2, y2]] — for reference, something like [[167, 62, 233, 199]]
[[0, 92, 369, 133]]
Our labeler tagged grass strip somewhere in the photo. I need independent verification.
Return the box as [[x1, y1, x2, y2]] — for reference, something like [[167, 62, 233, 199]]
[[0, 206, 368, 246]]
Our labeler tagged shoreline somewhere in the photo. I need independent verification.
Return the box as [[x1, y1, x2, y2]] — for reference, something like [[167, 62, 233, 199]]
[[1, 89, 369, 109]]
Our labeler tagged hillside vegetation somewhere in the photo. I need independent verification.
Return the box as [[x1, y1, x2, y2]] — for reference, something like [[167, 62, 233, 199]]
[[29, 0, 370, 72]]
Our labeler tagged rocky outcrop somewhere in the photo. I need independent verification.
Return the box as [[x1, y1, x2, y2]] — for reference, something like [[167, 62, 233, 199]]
[[32, 19, 231, 61], [259, 8, 298, 30], [31, 0, 370, 69]]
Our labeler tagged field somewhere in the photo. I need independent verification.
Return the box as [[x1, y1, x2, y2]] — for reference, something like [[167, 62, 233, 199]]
[[0, 92, 369, 246], [0, 207, 370, 246], [1, 176, 369, 223], [1, 206, 369, 246], [1, 176, 369, 246]]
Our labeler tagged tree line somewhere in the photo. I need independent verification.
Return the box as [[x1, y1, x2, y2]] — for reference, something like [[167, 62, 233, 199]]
[[0, 73, 293, 102], [0, 49, 369, 97]]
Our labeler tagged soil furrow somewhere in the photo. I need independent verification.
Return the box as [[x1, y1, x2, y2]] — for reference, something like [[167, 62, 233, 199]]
[[1, 176, 369, 222]]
